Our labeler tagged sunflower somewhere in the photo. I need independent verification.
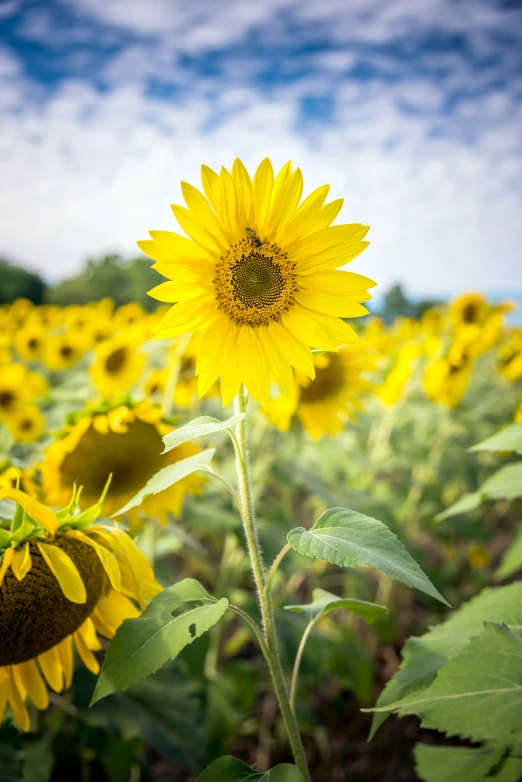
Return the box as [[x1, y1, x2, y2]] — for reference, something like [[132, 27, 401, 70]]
[[90, 337, 146, 399], [266, 346, 372, 438], [0, 463, 37, 494], [44, 334, 84, 371], [5, 405, 45, 444], [42, 402, 205, 530], [376, 344, 421, 407], [450, 293, 489, 328], [0, 486, 161, 731], [139, 158, 374, 406], [0, 364, 47, 424], [423, 343, 474, 407], [14, 323, 46, 362]]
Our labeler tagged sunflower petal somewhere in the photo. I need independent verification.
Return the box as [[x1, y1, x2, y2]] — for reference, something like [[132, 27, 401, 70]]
[[0, 489, 58, 535], [11, 544, 32, 581], [37, 542, 87, 604], [15, 660, 48, 709], [38, 646, 64, 692], [65, 529, 121, 592], [282, 306, 339, 351], [0, 547, 14, 587]]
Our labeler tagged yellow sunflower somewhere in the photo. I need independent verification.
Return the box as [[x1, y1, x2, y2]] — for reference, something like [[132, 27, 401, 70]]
[[423, 343, 474, 407], [0, 463, 37, 494], [14, 323, 46, 363], [90, 337, 147, 399], [266, 345, 372, 438], [42, 402, 205, 530], [450, 293, 489, 328], [0, 486, 161, 731], [5, 404, 45, 444], [376, 344, 421, 407], [44, 334, 84, 371], [139, 158, 374, 406]]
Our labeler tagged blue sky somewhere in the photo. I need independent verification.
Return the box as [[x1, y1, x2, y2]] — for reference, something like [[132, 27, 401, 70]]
[[1, 0, 521, 299]]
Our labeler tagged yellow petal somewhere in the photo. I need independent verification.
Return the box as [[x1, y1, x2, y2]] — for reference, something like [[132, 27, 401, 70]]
[[73, 626, 100, 675], [6, 673, 30, 731], [236, 327, 270, 406], [196, 312, 232, 375], [295, 240, 370, 274], [219, 166, 241, 239], [37, 542, 87, 604], [0, 547, 14, 587], [147, 281, 210, 303], [306, 311, 359, 345], [152, 299, 216, 338], [295, 291, 370, 318], [269, 321, 315, 378], [15, 660, 48, 709], [201, 164, 221, 213], [258, 326, 294, 398], [279, 184, 330, 246], [92, 415, 109, 435], [297, 270, 377, 293], [267, 168, 303, 242], [92, 591, 140, 639], [231, 158, 254, 227], [57, 636, 74, 689], [252, 157, 274, 236], [11, 544, 32, 581], [65, 530, 121, 592], [171, 204, 225, 255], [37, 646, 64, 692], [181, 181, 230, 246], [291, 223, 369, 260], [0, 488, 58, 535], [0, 670, 7, 723], [282, 305, 339, 351]]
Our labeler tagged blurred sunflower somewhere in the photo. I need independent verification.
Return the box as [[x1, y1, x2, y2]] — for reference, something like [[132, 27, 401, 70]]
[[0, 463, 37, 494], [266, 346, 372, 438], [114, 303, 145, 328], [42, 402, 205, 529], [423, 343, 474, 407], [44, 335, 84, 371], [5, 405, 45, 444], [14, 323, 45, 362], [450, 293, 489, 328], [143, 334, 217, 408], [376, 344, 421, 407], [0, 486, 161, 731], [0, 365, 47, 425], [140, 157, 374, 406], [90, 337, 146, 399]]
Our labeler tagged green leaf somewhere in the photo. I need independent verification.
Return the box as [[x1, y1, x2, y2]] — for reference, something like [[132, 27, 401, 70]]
[[284, 588, 388, 624], [470, 422, 522, 455], [379, 623, 522, 742], [196, 756, 304, 781], [435, 492, 481, 521], [22, 738, 54, 782], [480, 463, 522, 501], [414, 744, 501, 782], [492, 756, 522, 781], [162, 414, 244, 453], [369, 582, 522, 737], [0, 528, 11, 547], [114, 448, 215, 516], [287, 508, 448, 605], [91, 579, 228, 704], [495, 526, 522, 581]]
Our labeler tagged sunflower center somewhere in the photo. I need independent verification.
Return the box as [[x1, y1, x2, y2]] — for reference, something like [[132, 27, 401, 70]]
[[0, 391, 15, 411], [214, 237, 296, 327], [28, 338, 40, 351], [0, 536, 104, 665], [300, 355, 345, 403], [462, 303, 478, 323], [105, 347, 127, 374], [60, 345, 73, 359]]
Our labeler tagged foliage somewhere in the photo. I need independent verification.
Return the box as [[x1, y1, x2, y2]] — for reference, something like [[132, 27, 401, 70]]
[[0, 259, 47, 305]]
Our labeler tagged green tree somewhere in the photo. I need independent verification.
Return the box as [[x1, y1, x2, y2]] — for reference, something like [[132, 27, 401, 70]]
[[0, 258, 47, 304], [379, 283, 442, 323], [46, 254, 163, 310]]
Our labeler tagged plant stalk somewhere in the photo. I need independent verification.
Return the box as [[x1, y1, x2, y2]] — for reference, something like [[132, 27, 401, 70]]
[[234, 387, 311, 781]]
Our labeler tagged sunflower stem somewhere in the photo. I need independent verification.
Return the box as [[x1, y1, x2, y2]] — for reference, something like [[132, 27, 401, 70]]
[[233, 387, 311, 781]]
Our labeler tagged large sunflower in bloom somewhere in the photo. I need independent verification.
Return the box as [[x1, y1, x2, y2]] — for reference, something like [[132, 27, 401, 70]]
[[140, 158, 374, 406], [42, 402, 205, 530], [0, 487, 161, 731]]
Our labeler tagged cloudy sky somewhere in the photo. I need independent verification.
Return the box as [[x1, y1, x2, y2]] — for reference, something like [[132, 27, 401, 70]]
[[1, 0, 521, 298]]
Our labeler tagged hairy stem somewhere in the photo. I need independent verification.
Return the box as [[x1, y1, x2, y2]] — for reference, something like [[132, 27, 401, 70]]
[[234, 387, 311, 781]]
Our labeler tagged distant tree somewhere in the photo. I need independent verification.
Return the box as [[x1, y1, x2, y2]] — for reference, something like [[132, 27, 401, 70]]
[[46, 254, 163, 310], [379, 283, 442, 323], [0, 258, 47, 304]]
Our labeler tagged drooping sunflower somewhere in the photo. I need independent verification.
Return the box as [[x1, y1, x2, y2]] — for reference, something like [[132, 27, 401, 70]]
[[42, 402, 205, 530], [90, 337, 147, 399], [266, 345, 373, 438], [140, 158, 374, 406], [0, 486, 161, 731]]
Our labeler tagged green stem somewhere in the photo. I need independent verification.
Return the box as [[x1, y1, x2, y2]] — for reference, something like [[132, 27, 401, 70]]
[[266, 543, 291, 594], [290, 620, 316, 711], [234, 387, 311, 781]]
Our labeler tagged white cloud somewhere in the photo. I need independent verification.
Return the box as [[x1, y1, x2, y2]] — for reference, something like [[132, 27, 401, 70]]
[[0, 0, 521, 297]]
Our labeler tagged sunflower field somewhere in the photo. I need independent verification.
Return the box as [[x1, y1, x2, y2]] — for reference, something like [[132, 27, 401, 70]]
[[1, 160, 522, 782]]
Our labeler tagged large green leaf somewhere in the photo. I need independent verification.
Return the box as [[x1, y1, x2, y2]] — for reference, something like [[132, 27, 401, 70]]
[[114, 448, 215, 516], [480, 463, 522, 501], [197, 756, 304, 781], [414, 744, 501, 782], [287, 508, 448, 604], [370, 583, 522, 736], [378, 623, 522, 742], [492, 756, 522, 782], [285, 588, 388, 624], [162, 414, 244, 453], [470, 422, 522, 455], [495, 526, 522, 581], [91, 579, 228, 704]]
